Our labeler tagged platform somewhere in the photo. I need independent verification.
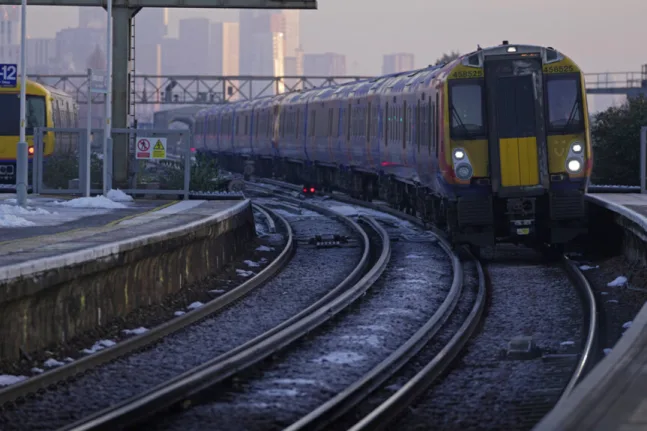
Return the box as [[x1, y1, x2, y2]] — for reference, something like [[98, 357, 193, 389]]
[[0, 195, 241, 270], [535, 193, 647, 430], [0, 193, 255, 361]]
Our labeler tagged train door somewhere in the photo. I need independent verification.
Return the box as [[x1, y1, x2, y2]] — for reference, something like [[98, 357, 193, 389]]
[[484, 56, 549, 194]]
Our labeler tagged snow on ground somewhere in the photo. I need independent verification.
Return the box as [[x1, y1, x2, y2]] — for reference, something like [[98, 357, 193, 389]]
[[122, 327, 148, 336], [607, 276, 628, 287], [236, 269, 255, 277], [105, 189, 133, 202], [187, 301, 204, 310], [325, 203, 416, 229], [256, 245, 274, 252], [0, 375, 27, 387], [244, 260, 260, 267], [55, 195, 128, 209], [579, 264, 599, 271], [0, 202, 54, 228], [80, 339, 117, 355]]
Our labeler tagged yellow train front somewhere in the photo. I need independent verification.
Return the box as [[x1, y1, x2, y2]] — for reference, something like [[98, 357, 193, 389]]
[[439, 42, 591, 249], [0, 79, 78, 184]]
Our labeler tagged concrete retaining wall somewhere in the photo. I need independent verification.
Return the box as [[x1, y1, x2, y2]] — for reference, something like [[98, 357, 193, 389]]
[[0, 201, 255, 361]]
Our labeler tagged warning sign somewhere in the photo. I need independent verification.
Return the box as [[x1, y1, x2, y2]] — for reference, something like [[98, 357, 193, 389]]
[[136, 138, 151, 159], [152, 138, 167, 159]]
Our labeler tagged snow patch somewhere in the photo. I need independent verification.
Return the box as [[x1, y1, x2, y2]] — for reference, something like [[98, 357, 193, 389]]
[[174, 311, 186, 316], [55, 195, 128, 209], [43, 358, 65, 368], [312, 351, 365, 365], [209, 289, 225, 294], [106, 189, 134, 202], [31, 368, 44, 374], [560, 341, 575, 346], [607, 276, 628, 287], [606, 299, 619, 304], [236, 269, 255, 277], [622, 321, 632, 329], [579, 265, 599, 271], [80, 339, 116, 354], [340, 334, 382, 348], [258, 388, 299, 397], [406, 254, 424, 259], [603, 348, 612, 355], [0, 375, 27, 386], [244, 260, 260, 267], [122, 327, 148, 336], [256, 245, 274, 252], [187, 301, 204, 310]]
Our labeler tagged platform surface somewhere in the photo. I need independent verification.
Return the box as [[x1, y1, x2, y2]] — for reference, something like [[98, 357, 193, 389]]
[[0, 194, 244, 270]]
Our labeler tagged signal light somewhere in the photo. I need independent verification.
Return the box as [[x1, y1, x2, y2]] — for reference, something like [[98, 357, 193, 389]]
[[310, 187, 315, 193], [303, 187, 307, 193], [28, 146, 34, 155], [190, 147, 196, 152]]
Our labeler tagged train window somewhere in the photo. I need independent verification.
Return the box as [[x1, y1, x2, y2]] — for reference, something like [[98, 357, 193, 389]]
[[385, 103, 389, 146], [0, 94, 45, 136], [255, 112, 259, 138], [328, 108, 333, 137], [235, 116, 240, 136], [367, 103, 372, 140], [416, 102, 421, 152], [545, 75, 584, 134], [449, 82, 486, 139], [434, 93, 440, 157], [495, 75, 536, 138], [309, 111, 316, 137], [347, 104, 352, 141], [245, 115, 249, 136], [403, 102, 408, 149], [429, 100, 434, 155]]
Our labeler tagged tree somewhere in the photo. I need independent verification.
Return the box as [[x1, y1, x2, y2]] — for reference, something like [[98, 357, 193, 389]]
[[86, 44, 106, 71], [590, 95, 647, 185], [435, 51, 461, 66]]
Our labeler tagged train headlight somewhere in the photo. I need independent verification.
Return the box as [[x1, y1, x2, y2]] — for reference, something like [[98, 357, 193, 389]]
[[453, 149, 465, 160], [566, 159, 582, 173], [455, 163, 473, 180], [571, 142, 583, 153]]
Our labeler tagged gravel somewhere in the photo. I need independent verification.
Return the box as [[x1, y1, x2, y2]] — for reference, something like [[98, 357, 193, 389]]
[[0, 210, 284, 383], [567, 252, 647, 359], [0, 204, 363, 431], [387, 245, 584, 431], [335, 255, 481, 428], [141, 218, 455, 431]]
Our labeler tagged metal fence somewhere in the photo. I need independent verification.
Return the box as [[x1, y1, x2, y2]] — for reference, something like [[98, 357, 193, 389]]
[[32, 127, 192, 198]]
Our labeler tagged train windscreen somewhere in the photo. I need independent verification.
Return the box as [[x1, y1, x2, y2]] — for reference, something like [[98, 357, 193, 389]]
[[449, 82, 486, 139], [545, 75, 584, 134], [0, 94, 46, 136]]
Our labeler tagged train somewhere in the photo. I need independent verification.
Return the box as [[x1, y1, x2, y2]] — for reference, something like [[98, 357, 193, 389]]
[[193, 42, 593, 251], [0, 79, 79, 184]]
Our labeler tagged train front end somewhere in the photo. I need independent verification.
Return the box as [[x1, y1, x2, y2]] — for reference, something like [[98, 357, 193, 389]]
[[444, 42, 591, 248]]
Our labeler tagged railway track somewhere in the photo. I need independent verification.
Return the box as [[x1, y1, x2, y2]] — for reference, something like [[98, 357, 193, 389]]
[[233, 178, 598, 431], [0, 198, 375, 431]]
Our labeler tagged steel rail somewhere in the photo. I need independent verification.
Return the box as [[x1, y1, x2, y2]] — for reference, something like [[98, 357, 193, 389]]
[[61, 204, 389, 431]]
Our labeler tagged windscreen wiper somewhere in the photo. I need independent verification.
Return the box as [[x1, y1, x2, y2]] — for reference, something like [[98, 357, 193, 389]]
[[562, 99, 580, 130], [451, 104, 472, 138]]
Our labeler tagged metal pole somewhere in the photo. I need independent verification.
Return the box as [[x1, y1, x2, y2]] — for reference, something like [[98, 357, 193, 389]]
[[85, 68, 92, 197], [642, 126, 647, 194], [16, 0, 28, 206], [104, 0, 113, 195]]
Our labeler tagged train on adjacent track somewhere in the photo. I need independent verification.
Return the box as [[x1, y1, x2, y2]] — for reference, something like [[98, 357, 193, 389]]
[[194, 42, 593, 251], [0, 79, 78, 185]]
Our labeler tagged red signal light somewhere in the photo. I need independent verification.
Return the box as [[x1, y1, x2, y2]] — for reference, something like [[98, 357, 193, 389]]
[[310, 187, 315, 193], [190, 147, 196, 152], [303, 187, 307, 193]]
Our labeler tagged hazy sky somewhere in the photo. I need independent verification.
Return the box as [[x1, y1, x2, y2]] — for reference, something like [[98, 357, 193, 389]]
[[25, 0, 646, 76]]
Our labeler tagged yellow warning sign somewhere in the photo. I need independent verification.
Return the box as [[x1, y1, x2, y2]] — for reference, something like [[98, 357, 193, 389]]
[[151, 138, 167, 159]]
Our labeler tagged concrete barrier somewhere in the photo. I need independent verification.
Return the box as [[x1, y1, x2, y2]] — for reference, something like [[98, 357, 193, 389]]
[[0, 200, 255, 361]]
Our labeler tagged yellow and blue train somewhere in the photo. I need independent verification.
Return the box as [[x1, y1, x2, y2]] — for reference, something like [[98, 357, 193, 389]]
[[194, 42, 593, 250], [0, 79, 78, 184]]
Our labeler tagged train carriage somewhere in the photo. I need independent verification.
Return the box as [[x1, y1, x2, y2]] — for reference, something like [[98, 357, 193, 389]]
[[0, 79, 78, 185], [194, 42, 592, 250]]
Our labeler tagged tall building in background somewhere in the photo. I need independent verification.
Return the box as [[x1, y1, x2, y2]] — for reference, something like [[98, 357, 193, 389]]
[[79, 7, 105, 29], [178, 17, 210, 75], [27, 38, 56, 73], [239, 10, 277, 98], [210, 21, 240, 100], [303, 53, 346, 76], [382, 53, 415, 74], [0, 6, 19, 63], [135, 9, 166, 75]]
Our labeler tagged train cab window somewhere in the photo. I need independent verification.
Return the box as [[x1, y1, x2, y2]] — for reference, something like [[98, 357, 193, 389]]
[[449, 82, 485, 139], [545, 76, 584, 134], [0, 94, 45, 136]]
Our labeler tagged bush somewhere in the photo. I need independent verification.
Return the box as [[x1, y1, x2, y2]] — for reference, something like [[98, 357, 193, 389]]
[[158, 151, 228, 192], [591, 95, 647, 186], [41, 151, 103, 190]]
